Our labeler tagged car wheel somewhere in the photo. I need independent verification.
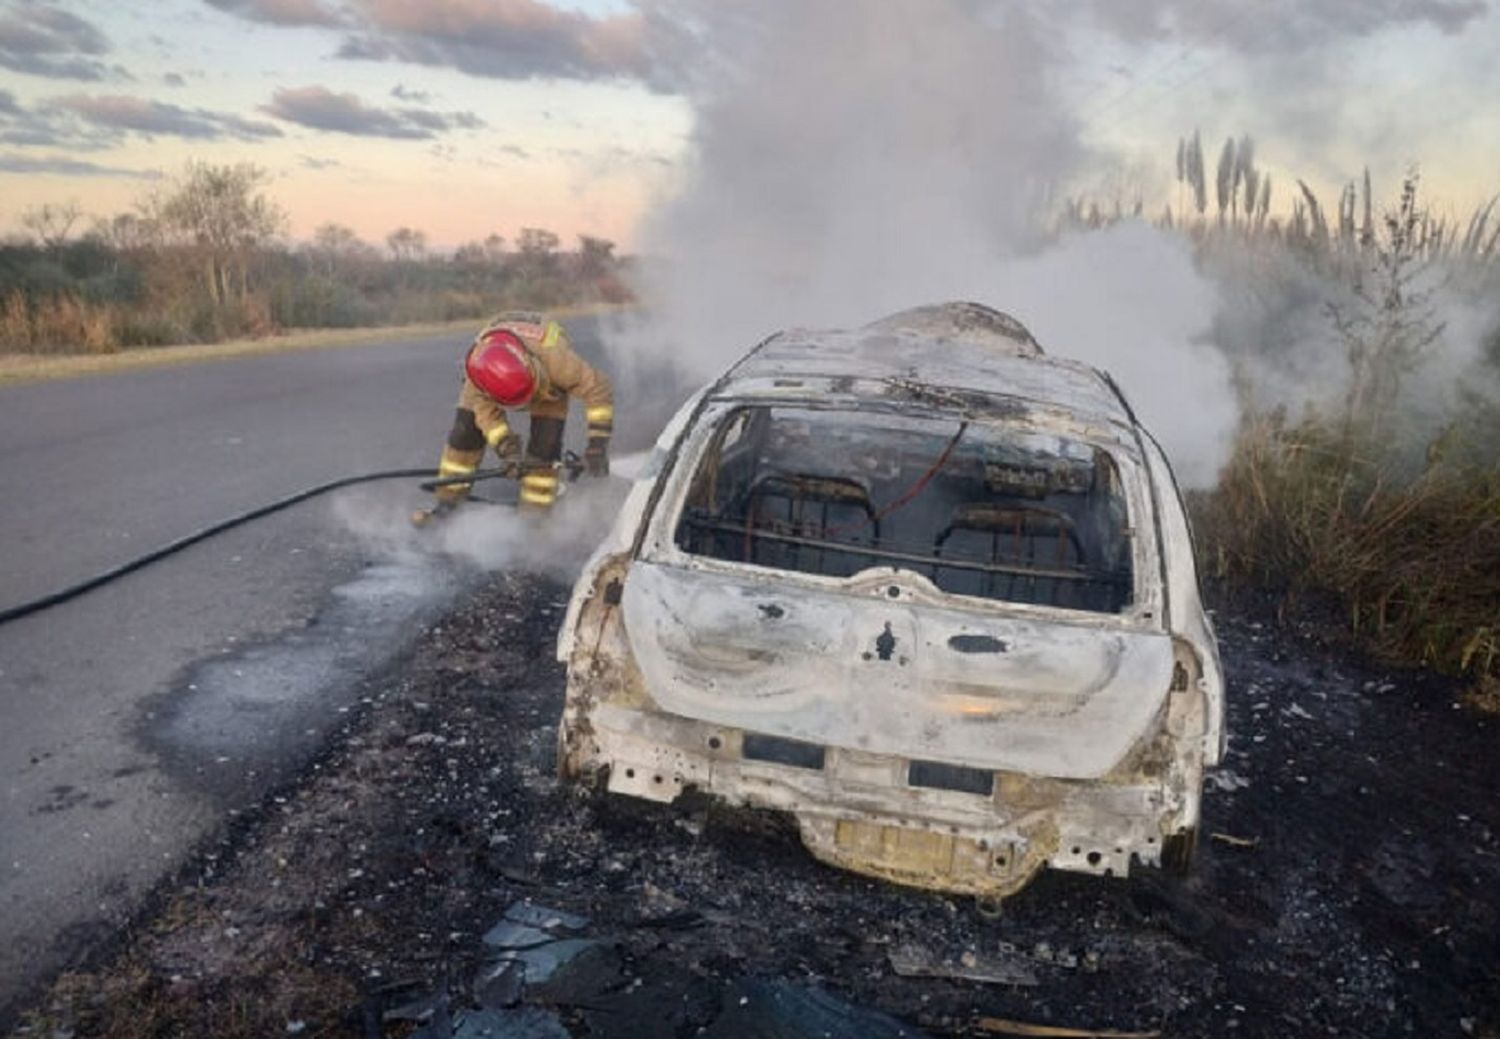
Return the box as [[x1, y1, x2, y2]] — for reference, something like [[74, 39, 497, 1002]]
[[1161, 827, 1198, 875]]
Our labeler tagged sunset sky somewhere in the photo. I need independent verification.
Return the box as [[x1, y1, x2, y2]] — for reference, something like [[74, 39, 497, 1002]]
[[1, 0, 1497, 252]]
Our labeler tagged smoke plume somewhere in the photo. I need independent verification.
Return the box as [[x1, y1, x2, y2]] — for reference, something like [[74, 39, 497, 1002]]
[[618, 0, 1239, 487], [333, 456, 649, 582]]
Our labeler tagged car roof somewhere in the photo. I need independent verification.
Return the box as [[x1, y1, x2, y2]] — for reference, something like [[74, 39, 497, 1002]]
[[720, 302, 1136, 429]]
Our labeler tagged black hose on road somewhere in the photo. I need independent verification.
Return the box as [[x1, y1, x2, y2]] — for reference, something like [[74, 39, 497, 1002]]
[[0, 466, 519, 626]]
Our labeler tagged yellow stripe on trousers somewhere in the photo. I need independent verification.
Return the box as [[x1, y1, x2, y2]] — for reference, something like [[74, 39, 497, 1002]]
[[519, 471, 557, 506]]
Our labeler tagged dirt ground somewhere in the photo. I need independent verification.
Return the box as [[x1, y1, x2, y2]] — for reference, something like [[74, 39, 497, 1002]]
[[12, 574, 1500, 1038]]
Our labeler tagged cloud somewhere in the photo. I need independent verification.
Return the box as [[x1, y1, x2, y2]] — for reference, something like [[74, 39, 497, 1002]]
[[163, 72, 185, 86], [0, 1, 113, 80], [47, 94, 283, 140], [391, 82, 429, 103], [0, 87, 99, 147], [1, 88, 281, 150], [204, 0, 343, 27], [0, 152, 158, 177], [297, 153, 342, 169], [1069, 0, 1489, 53], [261, 85, 485, 138], [335, 0, 651, 83]]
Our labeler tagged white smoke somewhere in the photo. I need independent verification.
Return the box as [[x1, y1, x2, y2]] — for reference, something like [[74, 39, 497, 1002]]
[[1196, 219, 1500, 468], [431, 479, 629, 577], [615, 0, 1238, 486], [332, 460, 647, 580], [1067, 0, 1488, 52], [990, 223, 1233, 487]]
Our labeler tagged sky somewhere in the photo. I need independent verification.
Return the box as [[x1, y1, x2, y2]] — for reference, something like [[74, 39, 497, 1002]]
[[0, 0, 1497, 252]]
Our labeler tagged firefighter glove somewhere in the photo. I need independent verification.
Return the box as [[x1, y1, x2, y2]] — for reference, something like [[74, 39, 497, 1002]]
[[585, 436, 610, 477], [493, 432, 523, 463]]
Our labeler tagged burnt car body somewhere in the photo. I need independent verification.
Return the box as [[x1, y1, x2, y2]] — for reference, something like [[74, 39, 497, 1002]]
[[556, 302, 1224, 900]]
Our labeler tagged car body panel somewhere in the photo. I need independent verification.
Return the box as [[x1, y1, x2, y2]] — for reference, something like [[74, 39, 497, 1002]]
[[620, 560, 1175, 779]]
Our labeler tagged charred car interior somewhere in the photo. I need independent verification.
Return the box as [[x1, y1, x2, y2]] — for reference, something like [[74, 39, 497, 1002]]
[[674, 407, 1134, 614], [556, 302, 1224, 902]]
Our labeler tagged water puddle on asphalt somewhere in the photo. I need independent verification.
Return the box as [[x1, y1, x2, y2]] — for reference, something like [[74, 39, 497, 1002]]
[[139, 471, 633, 806], [141, 559, 470, 804]]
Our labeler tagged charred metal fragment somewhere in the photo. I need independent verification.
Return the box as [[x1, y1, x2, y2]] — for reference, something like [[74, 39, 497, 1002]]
[[887, 942, 1037, 986]]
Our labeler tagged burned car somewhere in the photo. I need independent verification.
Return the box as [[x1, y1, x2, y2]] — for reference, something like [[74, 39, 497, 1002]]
[[556, 302, 1224, 900]]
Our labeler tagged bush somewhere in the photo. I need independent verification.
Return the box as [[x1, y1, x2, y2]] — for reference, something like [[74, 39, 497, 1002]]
[[111, 311, 184, 348], [270, 275, 377, 329]]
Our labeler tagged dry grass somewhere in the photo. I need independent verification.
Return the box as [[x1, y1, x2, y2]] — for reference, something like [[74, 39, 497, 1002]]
[[1464, 673, 1500, 713], [0, 292, 118, 355], [1195, 414, 1500, 683]]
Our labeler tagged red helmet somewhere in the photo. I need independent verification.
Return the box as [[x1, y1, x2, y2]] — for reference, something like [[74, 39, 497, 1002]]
[[466, 329, 537, 406]]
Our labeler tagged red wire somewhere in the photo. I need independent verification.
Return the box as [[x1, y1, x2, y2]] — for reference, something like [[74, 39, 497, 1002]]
[[734, 421, 968, 553], [826, 420, 969, 538]]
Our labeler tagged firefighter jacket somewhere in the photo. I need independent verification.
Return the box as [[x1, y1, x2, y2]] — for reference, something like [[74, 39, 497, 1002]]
[[435, 313, 614, 508]]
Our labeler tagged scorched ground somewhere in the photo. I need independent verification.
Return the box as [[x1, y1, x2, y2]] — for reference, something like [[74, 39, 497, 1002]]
[[12, 575, 1500, 1038]]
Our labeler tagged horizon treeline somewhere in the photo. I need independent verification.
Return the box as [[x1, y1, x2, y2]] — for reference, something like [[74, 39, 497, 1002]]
[[1, 161, 634, 354]]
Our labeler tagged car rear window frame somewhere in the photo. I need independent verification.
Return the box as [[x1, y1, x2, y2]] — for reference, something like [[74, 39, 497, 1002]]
[[639, 396, 1166, 628]]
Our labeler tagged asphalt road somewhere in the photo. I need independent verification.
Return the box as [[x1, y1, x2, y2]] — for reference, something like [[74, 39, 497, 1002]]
[[0, 315, 644, 1019]]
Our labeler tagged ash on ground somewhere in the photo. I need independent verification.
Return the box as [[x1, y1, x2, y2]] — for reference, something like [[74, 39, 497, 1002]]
[[15, 575, 1500, 1038]]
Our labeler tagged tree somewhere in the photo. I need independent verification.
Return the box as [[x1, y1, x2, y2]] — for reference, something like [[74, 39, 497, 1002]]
[[21, 201, 82, 250], [576, 235, 615, 278], [385, 226, 427, 262], [515, 228, 561, 286], [310, 222, 365, 277], [148, 162, 284, 306], [91, 212, 156, 254], [313, 222, 360, 254], [517, 227, 559, 257], [453, 241, 487, 266]]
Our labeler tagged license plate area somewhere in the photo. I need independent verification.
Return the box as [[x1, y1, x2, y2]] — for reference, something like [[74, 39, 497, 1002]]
[[831, 819, 1012, 876]]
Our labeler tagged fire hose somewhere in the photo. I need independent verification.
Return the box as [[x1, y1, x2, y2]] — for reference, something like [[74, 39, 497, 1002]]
[[0, 453, 586, 626]]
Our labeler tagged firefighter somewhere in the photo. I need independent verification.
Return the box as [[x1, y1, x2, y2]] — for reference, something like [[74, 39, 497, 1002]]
[[412, 312, 613, 525]]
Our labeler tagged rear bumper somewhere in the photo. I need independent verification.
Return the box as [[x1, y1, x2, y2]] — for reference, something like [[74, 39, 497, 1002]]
[[559, 702, 1200, 899]]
